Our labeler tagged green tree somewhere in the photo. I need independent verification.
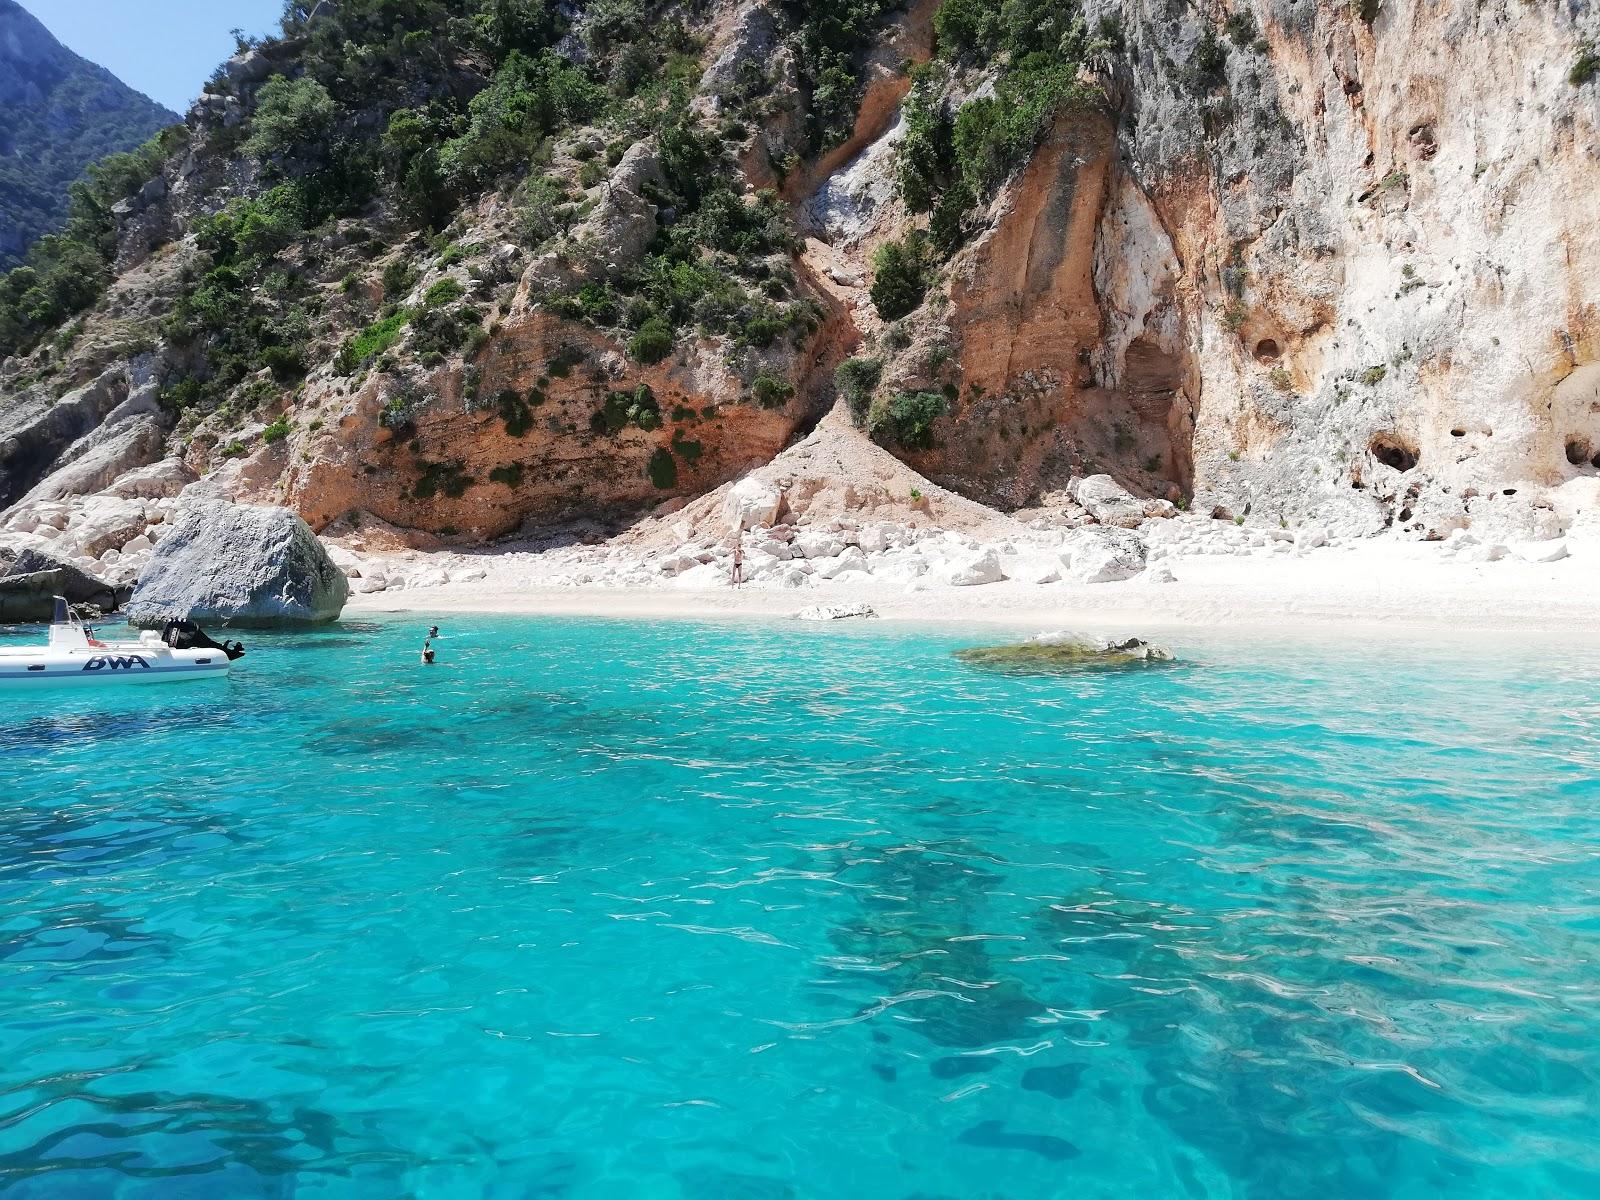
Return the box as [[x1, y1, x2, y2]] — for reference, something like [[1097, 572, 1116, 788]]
[[870, 232, 933, 321], [245, 76, 338, 165]]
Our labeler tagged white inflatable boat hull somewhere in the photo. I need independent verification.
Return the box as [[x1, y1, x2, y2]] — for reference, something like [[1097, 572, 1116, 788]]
[[0, 600, 235, 687], [0, 643, 231, 686]]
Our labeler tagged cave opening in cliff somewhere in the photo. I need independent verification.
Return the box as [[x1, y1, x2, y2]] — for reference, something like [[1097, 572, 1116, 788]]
[[1114, 336, 1194, 493], [1369, 434, 1418, 473], [1253, 339, 1281, 363], [1565, 437, 1594, 467]]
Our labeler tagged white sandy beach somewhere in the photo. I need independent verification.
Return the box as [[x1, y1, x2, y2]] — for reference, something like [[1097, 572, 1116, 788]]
[[347, 537, 1600, 639]]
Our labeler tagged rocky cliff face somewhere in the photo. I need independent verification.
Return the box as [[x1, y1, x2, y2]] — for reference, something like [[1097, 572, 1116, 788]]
[[3, 0, 1600, 572], [1095, 0, 1600, 542], [0, 0, 176, 268]]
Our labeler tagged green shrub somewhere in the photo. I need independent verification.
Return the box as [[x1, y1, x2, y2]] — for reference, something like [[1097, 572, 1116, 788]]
[[1190, 30, 1228, 91], [627, 315, 674, 363], [423, 277, 465, 307], [934, 0, 999, 56], [547, 345, 584, 377], [1360, 364, 1387, 385], [788, 1, 898, 150], [518, 174, 572, 246], [410, 305, 478, 357], [382, 259, 416, 302], [219, 439, 247, 458], [835, 356, 882, 423], [335, 311, 409, 374], [671, 430, 703, 464], [751, 369, 794, 408], [591, 383, 660, 434], [489, 463, 525, 487], [439, 50, 605, 188], [647, 446, 678, 489], [869, 390, 947, 451], [413, 460, 474, 500], [871, 232, 934, 320], [260, 343, 307, 381], [261, 416, 291, 443], [496, 388, 533, 436], [1572, 45, 1599, 86], [246, 76, 338, 166]]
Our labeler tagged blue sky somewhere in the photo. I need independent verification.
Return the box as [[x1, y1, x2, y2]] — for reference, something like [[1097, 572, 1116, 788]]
[[19, 0, 285, 114]]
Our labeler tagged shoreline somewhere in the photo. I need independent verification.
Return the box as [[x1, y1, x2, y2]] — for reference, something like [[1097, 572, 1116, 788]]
[[346, 540, 1600, 642]]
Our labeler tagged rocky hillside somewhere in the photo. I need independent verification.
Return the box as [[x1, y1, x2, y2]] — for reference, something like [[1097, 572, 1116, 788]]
[[3, 0, 1600, 573], [0, 0, 177, 269]]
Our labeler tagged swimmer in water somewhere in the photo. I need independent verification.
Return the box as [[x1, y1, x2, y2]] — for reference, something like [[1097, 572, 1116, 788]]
[[421, 640, 436, 665]]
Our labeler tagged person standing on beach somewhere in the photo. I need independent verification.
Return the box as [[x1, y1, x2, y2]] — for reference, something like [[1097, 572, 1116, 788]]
[[731, 536, 744, 588]]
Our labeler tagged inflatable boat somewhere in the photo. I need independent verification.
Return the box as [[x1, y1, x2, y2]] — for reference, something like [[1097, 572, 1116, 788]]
[[0, 597, 244, 688]]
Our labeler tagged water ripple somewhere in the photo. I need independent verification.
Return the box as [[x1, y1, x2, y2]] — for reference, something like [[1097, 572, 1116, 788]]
[[3, 617, 1600, 1197]]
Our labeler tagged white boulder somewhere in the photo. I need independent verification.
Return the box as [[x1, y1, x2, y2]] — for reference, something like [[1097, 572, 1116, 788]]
[[724, 475, 784, 531], [944, 547, 1005, 587], [1063, 527, 1147, 583]]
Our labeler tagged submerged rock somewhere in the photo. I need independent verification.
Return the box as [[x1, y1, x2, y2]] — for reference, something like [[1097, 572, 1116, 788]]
[[126, 501, 348, 627], [955, 632, 1175, 673]]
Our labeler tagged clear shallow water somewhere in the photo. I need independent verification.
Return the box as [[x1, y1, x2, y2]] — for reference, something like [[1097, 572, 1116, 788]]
[[3, 615, 1600, 1199]]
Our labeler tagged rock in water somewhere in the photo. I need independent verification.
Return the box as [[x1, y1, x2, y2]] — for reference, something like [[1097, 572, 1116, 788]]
[[127, 502, 348, 627], [955, 632, 1176, 674]]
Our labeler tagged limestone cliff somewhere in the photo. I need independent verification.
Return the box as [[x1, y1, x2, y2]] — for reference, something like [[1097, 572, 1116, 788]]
[[4, 0, 1600, 571]]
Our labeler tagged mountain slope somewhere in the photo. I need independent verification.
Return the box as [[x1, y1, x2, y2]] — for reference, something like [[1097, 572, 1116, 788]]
[[3, 1, 1600, 569], [0, 0, 177, 268]]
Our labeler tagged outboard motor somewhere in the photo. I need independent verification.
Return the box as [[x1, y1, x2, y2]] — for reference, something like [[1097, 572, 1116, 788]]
[[161, 619, 246, 661]]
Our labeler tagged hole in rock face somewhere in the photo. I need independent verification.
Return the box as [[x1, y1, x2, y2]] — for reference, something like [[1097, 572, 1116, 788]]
[[1253, 338, 1281, 362], [1592, 452, 1600, 470], [1369, 433, 1419, 473], [1503, 488, 1517, 496], [1450, 428, 1466, 437], [1567, 438, 1594, 466]]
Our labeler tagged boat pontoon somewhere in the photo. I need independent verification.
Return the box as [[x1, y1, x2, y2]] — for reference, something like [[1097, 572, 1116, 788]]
[[0, 597, 244, 687]]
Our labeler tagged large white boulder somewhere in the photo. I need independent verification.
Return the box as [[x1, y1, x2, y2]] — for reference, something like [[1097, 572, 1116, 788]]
[[126, 501, 349, 626], [724, 475, 784, 531], [944, 547, 1005, 586], [1071, 475, 1172, 528], [794, 529, 845, 559], [1511, 539, 1569, 563], [1004, 552, 1063, 585], [1063, 527, 1147, 583]]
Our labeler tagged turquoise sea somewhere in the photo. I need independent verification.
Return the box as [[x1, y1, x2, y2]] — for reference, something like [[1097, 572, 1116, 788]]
[[3, 614, 1600, 1199]]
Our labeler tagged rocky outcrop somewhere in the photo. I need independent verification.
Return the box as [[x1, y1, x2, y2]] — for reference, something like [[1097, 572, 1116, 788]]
[[7, 0, 1600, 573], [1085, 0, 1600, 538], [126, 501, 348, 626], [0, 546, 126, 621], [955, 633, 1176, 673]]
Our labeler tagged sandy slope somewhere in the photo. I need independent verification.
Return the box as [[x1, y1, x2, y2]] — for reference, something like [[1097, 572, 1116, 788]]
[[348, 538, 1600, 640]]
